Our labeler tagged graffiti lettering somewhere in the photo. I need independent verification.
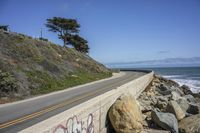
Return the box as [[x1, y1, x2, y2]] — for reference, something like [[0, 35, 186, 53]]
[[53, 114, 94, 133]]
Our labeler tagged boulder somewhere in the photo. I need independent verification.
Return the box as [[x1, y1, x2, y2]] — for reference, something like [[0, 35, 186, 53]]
[[167, 79, 180, 88], [151, 110, 178, 133], [171, 91, 181, 100], [156, 84, 172, 95], [159, 84, 170, 91], [175, 87, 185, 96], [183, 94, 197, 103], [157, 96, 168, 102], [180, 85, 193, 95], [157, 89, 172, 96], [166, 100, 185, 120], [176, 98, 199, 115], [109, 94, 143, 133], [179, 114, 200, 133], [187, 103, 199, 114], [176, 98, 189, 113], [156, 100, 167, 111], [170, 86, 185, 96]]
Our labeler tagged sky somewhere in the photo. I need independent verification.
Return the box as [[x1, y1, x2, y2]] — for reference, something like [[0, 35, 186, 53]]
[[0, 0, 200, 67]]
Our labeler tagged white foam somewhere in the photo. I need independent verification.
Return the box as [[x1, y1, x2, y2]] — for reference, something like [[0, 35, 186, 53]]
[[163, 75, 200, 93], [173, 79, 200, 93], [173, 78, 200, 93], [163, 75, 183, 78]]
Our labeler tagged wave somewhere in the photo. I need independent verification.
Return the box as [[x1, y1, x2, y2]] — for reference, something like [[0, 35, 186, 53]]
[[163, 75, 184, 78], [163, 75, 200, 93], [174, 79, 200, 93]]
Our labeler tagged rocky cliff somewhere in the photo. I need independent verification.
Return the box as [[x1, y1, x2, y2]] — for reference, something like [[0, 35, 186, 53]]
[[0, 30, 111, 103]]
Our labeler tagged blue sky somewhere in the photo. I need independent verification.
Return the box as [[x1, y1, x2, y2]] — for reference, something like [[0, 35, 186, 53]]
[[0, 0, 200, 66]]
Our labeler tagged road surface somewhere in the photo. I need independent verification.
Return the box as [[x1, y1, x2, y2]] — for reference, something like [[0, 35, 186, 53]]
[[0, 71, 146, 133]]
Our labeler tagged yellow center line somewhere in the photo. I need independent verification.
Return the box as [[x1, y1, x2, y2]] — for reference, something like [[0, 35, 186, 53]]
[[0, 73, 134, 129]]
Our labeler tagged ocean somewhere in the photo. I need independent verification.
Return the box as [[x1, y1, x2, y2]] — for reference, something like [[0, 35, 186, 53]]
[[144, 67, 200, 93]]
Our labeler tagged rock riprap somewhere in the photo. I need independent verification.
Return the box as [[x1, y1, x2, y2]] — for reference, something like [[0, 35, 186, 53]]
[[108, 74, 200, 133], [151, 110, 178, 133]]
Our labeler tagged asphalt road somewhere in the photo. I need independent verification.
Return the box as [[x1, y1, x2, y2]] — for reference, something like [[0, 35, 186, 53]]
[[0, 71, 146, 133]]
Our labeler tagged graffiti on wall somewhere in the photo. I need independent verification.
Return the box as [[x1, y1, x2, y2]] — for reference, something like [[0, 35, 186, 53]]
[[53, 114, 94, 133]]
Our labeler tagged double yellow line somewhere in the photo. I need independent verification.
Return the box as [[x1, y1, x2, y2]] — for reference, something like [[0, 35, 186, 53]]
[[0, 73, 133, 129]]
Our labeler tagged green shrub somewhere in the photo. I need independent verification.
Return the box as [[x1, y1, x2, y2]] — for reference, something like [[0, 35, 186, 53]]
[[39, 37, 48, 42], [0, 70, 18, 97]]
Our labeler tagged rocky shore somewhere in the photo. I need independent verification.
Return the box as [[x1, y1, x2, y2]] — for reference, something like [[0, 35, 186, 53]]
[[108, 74, 200, 133]]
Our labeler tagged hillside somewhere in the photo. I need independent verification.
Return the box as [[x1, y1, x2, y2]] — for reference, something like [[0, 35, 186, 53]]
[[0, 30, 111, 103]]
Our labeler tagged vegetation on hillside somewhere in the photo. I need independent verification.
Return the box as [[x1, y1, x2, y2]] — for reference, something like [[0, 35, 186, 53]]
[[0, 70, 18, 97], [0, 30, 111, 102]]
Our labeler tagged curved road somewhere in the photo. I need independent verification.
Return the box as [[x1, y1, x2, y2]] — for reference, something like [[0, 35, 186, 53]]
[[0, 71, 146, 133]]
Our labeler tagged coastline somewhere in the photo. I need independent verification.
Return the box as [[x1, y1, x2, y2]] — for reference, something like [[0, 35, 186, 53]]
[[108, 74, 200, 133], [164, 76, 200, 93], [150, 66, 200, 93], [138, 74, 200, 132]]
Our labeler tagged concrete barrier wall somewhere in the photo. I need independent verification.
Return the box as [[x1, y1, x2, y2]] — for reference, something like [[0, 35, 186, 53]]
[[20, 71, 154, 133]]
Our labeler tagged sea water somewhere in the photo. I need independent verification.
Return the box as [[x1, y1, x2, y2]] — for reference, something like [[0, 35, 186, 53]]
[[148, 67, 200, 93]]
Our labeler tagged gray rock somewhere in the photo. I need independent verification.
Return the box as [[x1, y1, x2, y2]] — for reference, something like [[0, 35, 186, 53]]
[[181, 85, 193, 95], [165, 94, 172, 99], [172, 86, 185, 96], [171, 91, 181, 100], [156, 100, 167, 110], [160, 84, 170, 91], [176, 98, 199, 115], [166, 100, 185, 120], [157, 89, 172, 96], [151, 110, 178, 133], [167, 79, 180, 88], [157, 96, 168, 102], [187, 103, 199, 114], [155, 84, 172, 95], [176, 98, 189, 113], [183, 94, 197, 103]]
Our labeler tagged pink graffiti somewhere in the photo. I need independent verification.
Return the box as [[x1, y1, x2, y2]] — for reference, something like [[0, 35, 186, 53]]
[[53, 114, 94, 133]]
